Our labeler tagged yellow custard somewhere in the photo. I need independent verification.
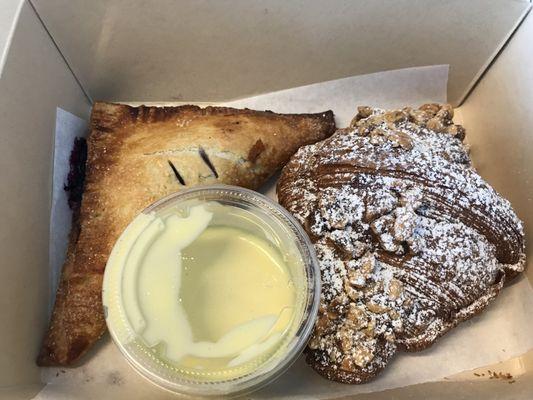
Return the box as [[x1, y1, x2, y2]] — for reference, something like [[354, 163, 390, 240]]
[[103, 201, 304, 382]]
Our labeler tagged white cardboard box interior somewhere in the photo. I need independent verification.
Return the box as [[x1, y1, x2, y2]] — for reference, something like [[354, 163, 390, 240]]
[[0, 1, 532, 399], [38, 65, 533, 400]]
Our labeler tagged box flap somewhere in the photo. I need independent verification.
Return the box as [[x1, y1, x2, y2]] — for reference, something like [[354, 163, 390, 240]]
[[31, 0, 530, 105], [0, 0, 23, 76], [0, 1, 90, 388]]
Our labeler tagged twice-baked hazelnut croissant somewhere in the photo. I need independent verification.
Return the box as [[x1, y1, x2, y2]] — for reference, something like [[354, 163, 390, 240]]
[[277, 104, 525, 384]]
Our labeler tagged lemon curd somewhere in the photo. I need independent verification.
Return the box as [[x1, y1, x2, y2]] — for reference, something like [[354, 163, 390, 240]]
[[103, 200, 307, 383]]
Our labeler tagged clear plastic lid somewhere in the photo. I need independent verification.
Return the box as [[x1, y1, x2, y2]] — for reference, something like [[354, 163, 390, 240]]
[[102, 185, 320, 397]]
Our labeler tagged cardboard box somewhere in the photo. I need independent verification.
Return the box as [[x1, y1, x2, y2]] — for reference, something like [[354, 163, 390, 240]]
[[0, 1, 532, 398]]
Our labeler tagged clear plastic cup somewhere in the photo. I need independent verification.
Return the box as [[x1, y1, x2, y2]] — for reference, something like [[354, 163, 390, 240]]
[[102, 185, 320, 397]]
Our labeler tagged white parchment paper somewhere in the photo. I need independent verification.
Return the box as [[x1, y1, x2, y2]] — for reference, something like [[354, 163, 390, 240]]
[[36, 66, 533, 399]]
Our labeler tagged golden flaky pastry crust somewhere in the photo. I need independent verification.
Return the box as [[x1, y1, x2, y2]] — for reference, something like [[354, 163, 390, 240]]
[[37, 102, 335, 366]]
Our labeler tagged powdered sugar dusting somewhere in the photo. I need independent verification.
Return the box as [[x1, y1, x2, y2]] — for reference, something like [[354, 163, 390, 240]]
[[277, 104, 526, 384]]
